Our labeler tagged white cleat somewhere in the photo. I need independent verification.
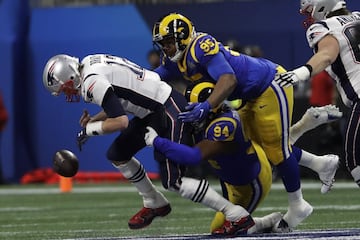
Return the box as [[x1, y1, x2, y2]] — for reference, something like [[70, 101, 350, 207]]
[[143, 190, 169, 209], [303, 104, 343, 129], [250, 212, 282, 234], [318, 154, 340, 194], [282, 199, 313, 229]]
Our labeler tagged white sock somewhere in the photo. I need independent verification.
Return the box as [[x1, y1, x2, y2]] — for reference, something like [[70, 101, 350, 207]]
[[288, 189, 303, 204], [179, 177, 249, 221], [298, 150, 324, 173], [113, 157, 168, 208], [290, 118, 315, 144], [351, 166, 360, 187]]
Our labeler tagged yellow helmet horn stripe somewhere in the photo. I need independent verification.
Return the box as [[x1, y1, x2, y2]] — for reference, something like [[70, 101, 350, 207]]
[[189, 82, 215, 103], [158, 13, 193, 41]]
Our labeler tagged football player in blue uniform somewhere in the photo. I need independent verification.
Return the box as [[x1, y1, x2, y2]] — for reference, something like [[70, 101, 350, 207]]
[[145, 82, 280, 236], [152, 13, 311, 231], [144, 82, 342, 235]]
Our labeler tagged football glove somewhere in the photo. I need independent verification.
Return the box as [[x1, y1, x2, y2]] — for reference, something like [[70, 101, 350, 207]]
[[76, 128, 90, 151], [275, 66, 311, 87], [178, 100, 211, 123], [144, 126, 158, 146]]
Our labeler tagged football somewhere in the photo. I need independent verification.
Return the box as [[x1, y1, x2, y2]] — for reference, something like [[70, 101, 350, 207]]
[[53, 149, 79, 177]]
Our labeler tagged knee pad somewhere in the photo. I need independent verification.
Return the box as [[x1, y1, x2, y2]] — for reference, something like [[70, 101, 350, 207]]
[[179, 177, 209, 202]]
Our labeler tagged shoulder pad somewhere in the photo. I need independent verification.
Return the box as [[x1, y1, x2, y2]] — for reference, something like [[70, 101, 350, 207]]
[[190, 33, 220, 64], [306, 22, 330, 49]]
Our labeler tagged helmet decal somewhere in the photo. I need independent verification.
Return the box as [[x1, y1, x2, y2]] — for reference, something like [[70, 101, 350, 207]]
[[43, 54, 81, 102], [46, 62, 57, 86]]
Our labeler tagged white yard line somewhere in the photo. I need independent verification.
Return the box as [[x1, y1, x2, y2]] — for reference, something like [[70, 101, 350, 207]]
[[0, 182, 357, 195]]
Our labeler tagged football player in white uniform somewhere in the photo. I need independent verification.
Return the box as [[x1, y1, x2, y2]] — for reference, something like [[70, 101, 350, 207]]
[[275, 0, 360, 187], [43, 54, 279, 234]]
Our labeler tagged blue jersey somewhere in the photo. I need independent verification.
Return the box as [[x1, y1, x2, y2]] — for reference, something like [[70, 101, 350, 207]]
[[155, 33, 277, 101], [204, 109, 261, 185]]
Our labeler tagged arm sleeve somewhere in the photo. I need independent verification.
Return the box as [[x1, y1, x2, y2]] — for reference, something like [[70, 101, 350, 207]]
[[101, 88, 126, 118], [153, 137, 202, 165]]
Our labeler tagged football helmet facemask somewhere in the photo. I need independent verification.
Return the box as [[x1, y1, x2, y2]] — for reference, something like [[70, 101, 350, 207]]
[[300, 0, 346, 28], [152, 13, 196, 62], [43, 54, 81, 102]]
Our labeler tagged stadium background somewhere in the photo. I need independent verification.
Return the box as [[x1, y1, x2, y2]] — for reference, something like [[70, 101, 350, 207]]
[[1, 0, 359, 183]]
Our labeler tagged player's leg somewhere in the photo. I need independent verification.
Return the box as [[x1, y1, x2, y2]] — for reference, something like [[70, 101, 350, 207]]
[[289, 105, 341, 193], [344, 103, 360, 187], [179, 177, 255, 236], [159, 92, 255, 236], [240, 83, 312, 231], [107, 117, 170, 230], [292, 146, 339, 193], [210, 145, 279, 234], [290, 104, 343, 144]]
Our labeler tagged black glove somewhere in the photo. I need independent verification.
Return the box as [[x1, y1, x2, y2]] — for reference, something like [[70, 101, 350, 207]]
[[76, 128, 89, 151], [274, 72, 297, 87], [275, 65, 312, 87]]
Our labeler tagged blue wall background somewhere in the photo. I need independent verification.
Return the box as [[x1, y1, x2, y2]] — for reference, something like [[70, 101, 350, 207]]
[[1, 0, 360, 182]]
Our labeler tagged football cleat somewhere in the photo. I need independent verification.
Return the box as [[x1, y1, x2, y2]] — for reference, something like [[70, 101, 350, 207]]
[[272, 218, 292, 233], [251, 212, 283, 233], [318, 154, 340, 194], [128, 204, 171, 229], [211, 215, 255, 237], [282, 199, 313, 229], [304, 104, 343, 128]]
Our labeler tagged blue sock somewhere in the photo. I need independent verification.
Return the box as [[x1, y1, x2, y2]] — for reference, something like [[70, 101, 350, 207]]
[[291, 146, 302, 163], [276, 153, 301, 192]]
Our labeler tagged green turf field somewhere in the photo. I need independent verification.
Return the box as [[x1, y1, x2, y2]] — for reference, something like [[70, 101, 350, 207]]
[[0, 180, 359, 239]]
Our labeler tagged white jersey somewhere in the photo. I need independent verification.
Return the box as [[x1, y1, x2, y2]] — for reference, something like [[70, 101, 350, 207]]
[[306, 11, 360, 107], [80, 54, 172, 118]]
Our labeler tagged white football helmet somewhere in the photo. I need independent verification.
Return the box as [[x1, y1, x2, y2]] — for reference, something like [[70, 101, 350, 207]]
[[300, 0, 346, 27], [42, 54, 81, 102]]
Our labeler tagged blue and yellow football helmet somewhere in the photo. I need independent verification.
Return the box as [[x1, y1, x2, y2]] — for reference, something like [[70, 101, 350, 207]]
[[152, 13, 196, 62]]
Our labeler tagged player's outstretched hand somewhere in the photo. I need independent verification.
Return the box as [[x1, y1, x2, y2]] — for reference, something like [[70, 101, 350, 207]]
[[144, 126, 158, 146], [275, 72, 298, 87], [275, 65, 312, 87], [76, 128, 89, 151], [178, 101, 211, 123], [79, 109, 91, 128]]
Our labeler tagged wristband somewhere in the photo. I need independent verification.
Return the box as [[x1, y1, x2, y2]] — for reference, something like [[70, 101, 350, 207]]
[[293, 66, 311, 82], [86, 121, 104, 136], [304, 64, 313, 75]]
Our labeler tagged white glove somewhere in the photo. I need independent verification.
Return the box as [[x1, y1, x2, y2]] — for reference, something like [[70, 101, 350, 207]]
[[275, 65, 311, 87], [144, 126, 158, 146]]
